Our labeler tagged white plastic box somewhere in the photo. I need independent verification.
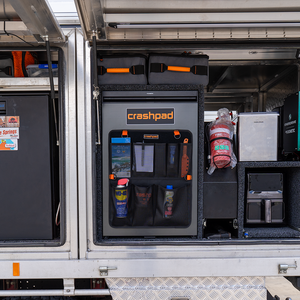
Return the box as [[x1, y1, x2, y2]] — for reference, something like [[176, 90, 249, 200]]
[[238, 112, 279, 161], [26, 64, 58, 77]]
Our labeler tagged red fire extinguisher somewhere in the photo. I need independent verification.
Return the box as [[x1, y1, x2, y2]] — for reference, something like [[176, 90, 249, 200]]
[[209, 123, 232, 169], [207, 108, 237, 175]]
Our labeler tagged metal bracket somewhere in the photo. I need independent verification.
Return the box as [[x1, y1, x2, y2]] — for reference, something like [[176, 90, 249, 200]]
[[99, 266, 117, 276], [41, 35, 49, 42], [278, 261, 297, 274], [233, 219, 238, 229], [63, 278, 75, 296]]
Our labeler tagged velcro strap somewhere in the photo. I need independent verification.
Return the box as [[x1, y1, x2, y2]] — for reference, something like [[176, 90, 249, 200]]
[[98, 65, 144, 75], [190, 65, 207, 75], [150, 63, 167, 73], [130, 65, 144, 75], [210, 137, 232, 143], [150, 63, 207, 75]]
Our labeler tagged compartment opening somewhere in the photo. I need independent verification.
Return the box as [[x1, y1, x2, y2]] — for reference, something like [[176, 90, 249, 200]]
[[0, 47, 64, 245], [242, 166, 300, 239], [203, 219, 238, 239], [92, 43, 300, 245]]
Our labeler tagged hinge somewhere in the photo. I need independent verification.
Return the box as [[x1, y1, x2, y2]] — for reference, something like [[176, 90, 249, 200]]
[[278, 261, 297, 274], [99, 266, 117, 276], [233, 219, 238, 229], [63, 278, 75, 295]]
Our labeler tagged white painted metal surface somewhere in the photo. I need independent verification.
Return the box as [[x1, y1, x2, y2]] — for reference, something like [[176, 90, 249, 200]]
[[0, 258, 299, 278]]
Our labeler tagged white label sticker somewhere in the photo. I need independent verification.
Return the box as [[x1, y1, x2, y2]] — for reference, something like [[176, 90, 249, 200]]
[[0, 128, 19, 139], [5, 141, 16, 148]]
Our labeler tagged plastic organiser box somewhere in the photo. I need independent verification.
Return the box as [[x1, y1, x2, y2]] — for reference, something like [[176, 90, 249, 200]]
[[238, 112, 279, 161], [26, 64, 58, 77]]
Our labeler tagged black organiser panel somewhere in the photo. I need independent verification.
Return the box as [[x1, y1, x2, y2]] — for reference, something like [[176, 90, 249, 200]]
[[108, 130, 192, 228]]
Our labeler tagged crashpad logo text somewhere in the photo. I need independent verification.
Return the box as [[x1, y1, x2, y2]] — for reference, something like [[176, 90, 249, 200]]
[[127, 108, 174, 124]]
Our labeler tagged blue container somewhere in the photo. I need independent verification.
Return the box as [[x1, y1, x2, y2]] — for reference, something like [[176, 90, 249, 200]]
[[115, 186, 128, 218]]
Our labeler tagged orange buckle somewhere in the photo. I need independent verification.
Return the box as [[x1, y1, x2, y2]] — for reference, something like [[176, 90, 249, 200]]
[[174, 130, 181, 138], [183, 138, 189, 143], [109, 174, 116, 180], [186, 175, 192, 181], [122, 130, 128, 137]]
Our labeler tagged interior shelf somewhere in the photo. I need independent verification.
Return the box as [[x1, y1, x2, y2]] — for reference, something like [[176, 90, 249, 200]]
[[0, 77, 58, 91]]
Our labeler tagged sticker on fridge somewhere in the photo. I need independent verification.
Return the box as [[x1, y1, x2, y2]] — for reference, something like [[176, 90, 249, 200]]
[[0, 128, 19, 139], [0, 139, 18, 150], [0, 116, 5, 127], [6, 116, 20, 127]]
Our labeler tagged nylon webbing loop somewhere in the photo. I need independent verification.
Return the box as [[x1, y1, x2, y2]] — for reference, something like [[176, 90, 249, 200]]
[[98, 65, 144, 75], [210, 136, 233, 143], [150, 63, 207, 75]]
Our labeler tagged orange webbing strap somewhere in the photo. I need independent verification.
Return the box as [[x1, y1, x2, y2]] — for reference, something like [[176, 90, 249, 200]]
[[98, 65, 144, 75], [150, 63, 207, 75], [167, 66, 190, 72], [109, 174, 116, 180], [12, 52, 23, 77], [122, 130, 128, 137], [12, 51, 37, 77], [107, 68, 130, 73]]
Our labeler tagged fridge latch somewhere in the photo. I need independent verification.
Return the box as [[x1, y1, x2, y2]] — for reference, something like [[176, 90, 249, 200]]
[[0, 101, 6, 114], [99, 266, 117, 276], [278, 261, 297, 274]]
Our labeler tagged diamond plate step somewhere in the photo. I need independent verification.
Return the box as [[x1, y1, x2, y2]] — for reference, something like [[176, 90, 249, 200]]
[[106, 277, 266, 300]]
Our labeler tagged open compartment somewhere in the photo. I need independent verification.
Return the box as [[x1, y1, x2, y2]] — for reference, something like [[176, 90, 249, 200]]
[[238, 162, 300, 239], [0, 46, 65, 246], [90, 49, 300, 245]]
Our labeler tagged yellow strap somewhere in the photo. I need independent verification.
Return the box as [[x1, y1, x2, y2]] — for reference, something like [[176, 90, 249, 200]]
[[107, 68, 130, 73], [167, 66, 190, 72]]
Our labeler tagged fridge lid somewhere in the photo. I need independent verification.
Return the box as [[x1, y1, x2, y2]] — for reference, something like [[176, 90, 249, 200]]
[[1, 0, 65, 44], [74, 0, 300, 42]]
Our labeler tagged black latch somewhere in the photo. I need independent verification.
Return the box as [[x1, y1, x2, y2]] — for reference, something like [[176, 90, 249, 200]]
[[0, 101, 6, 114]]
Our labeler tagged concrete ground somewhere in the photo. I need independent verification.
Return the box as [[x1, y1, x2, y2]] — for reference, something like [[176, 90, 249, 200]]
[[266, 277, 300, 299]]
